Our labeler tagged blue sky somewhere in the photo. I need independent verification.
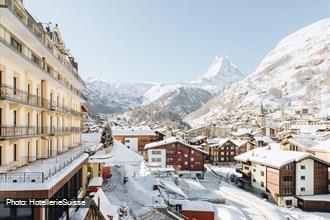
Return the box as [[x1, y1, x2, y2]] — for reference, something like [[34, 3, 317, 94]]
[[25, 0, 329, 83]]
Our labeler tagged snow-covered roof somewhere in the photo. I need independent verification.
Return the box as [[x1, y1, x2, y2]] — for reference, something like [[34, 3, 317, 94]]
[[188, 136, 207, 143], [288, 138, 319, 149], [93, 188, 119, 220], [112, 126, 157, 136], [235, 147, 321, 169], [88, 177, 103, 187], [159, 179, 187, 198], [181, 200, 214, 212], [309, 140, 330, 153], [231, 128, 253, 136], [145, 137, 208, 155], [105, 141, 143, 166], [232, 139, 249, 147], [297, 194, 330, 202], [208, 138, 231, 147]]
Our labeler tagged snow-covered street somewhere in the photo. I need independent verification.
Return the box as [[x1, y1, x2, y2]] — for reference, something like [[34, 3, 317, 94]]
[[203, 166, 330, 220]]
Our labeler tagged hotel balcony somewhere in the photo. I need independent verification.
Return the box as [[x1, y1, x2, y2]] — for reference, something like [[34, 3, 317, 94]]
[[0, 126, 82, 140], [0, 143, 90, 185], [0, 23, 86, 101], [0, 0, 85, 87], [0, 84, 82, 117]]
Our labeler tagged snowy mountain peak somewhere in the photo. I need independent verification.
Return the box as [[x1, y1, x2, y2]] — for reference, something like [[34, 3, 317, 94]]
[[201, 56, 236, 79], [192, 55, 245, 93]]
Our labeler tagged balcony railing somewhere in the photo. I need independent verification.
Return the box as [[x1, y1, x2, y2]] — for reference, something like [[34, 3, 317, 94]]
[[0, 84, 82, 117], [0, 126, 82, 139], [0, 148, 86, 183], [0, 23, 86, 101], [0, 0, 85, 87]]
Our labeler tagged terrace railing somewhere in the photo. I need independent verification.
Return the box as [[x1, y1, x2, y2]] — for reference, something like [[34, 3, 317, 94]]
[[0, 84, 82, 117], [0, 148, 87, 183], [0, 126, 82, 139]]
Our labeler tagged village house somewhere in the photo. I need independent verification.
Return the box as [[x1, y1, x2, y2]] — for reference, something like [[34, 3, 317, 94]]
[[281, 137, 319, 152], [235, 147, 330, 212], [206, 138, 256, 164], [188, 135, 207, 145], [112, 126, 163, 158], [308, 140, 330, 161], [259, 126, 278, 140], [145, 137, 208, 179], [155, 126, 173, 139]]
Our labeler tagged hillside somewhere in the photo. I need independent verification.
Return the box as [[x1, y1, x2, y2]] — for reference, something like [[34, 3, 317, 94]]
[[186, 19, 330, 126]]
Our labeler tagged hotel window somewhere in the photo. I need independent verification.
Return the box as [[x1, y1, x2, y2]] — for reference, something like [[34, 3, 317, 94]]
[[36, 140, 39, 158], [260, 171, 264, 176], [13, 110, 17, 126], [253, 178, 256, 182], [191, 157, 194, 161], [11, 37, 22, 53], [0, 146, 2, 166], [13, 76, 17, 95], [184, 161, 188, 165], [301, 165, 305, 170], [191, 150, 194, 154], [301, 187, 305, 192], [184, 154, 188, 158], [27, 112, 30, 127], [301, 176, 305, 180], [32, 53, 40, 65], [125, 139, 130, 143], [13, 144, 17, 161], [261, 181, 264, 187]]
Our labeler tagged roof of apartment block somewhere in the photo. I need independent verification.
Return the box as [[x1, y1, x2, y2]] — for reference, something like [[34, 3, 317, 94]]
[[145, 137, 208, 155], [309, 139, 330, 153], [112, 126, 157, 136], [288, 137, 319, 149], [235, 146, 330, 169], [188, 136, 207, 143]]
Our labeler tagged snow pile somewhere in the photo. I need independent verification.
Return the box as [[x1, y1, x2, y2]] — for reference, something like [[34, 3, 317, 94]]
[[93, 188, 119, 220]]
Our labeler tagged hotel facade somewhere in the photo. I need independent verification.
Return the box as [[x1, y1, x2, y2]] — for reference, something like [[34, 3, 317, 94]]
[[0, 0, 89, 219]]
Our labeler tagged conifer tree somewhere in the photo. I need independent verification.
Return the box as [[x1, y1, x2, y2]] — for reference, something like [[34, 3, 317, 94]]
[[100, 123, 113, 148]]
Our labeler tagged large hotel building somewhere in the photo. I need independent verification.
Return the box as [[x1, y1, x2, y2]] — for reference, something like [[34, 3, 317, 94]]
[[0, 0, 89, 219]]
